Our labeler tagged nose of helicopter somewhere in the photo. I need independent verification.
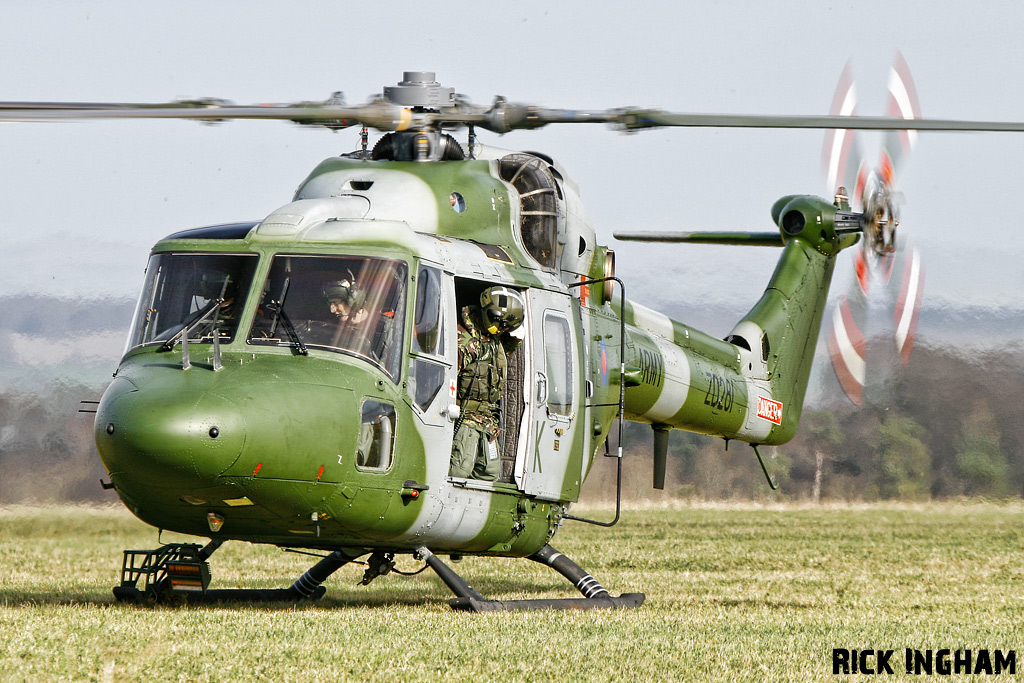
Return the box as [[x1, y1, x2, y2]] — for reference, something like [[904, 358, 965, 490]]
[[95, 376, 246, 486]]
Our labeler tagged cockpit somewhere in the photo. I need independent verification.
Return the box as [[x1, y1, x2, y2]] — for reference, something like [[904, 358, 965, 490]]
[[128, 252, 260, 349], [248, 255, 406, 380], [126, 252, 409, 381]]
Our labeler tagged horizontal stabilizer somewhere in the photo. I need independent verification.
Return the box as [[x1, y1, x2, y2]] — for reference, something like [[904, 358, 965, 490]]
[[614, 230, 783, 246]]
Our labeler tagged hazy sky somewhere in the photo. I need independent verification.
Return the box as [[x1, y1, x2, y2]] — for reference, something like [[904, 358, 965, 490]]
[[2, 0, 1023, 327]]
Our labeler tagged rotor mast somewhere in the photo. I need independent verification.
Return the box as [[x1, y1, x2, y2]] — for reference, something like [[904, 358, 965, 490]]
[[373, 71, 461, 161]]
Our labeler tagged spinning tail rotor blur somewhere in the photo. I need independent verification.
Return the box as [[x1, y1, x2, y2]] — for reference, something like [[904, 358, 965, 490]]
[[824, 52, 926, 407]]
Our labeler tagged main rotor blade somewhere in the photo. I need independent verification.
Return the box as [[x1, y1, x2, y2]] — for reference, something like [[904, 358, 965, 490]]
[[472, 102, 1024, 133], [615, 110, 1024, 133], [463, 103, 1024, 134], [614, 231, 783, 246], [0, 100, 421, 131], [6, 97, 1024, 135]]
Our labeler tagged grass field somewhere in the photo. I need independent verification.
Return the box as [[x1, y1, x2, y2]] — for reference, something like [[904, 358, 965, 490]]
[[2, 503, 1023, 682]]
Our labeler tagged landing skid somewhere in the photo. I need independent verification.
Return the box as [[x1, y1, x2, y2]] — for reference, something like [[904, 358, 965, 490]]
[[417, 544, 645, 612], [111, 541, 644, 611], [112, 541, 360, 604]]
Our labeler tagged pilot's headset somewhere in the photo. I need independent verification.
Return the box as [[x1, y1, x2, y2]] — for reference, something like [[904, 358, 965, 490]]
[[480, 286, 525, 335], [322, 269, 363, 308]]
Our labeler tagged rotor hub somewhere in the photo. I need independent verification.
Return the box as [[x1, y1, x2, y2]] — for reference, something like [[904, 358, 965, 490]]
[[383, 71, 455, 109], [862, 186, 899, 255]]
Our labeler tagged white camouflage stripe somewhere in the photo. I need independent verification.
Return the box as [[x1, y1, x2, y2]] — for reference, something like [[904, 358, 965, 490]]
[[645, 335, 691, 423]]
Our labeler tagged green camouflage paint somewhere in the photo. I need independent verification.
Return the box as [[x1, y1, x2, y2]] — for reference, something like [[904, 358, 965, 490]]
[[94, 156, 857, 562]]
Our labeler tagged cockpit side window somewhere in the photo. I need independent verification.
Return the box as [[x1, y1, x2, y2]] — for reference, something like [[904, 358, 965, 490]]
[[408, 265, 447, 411], [412, 265, 444, 357], [248, 255, 407, 381], [127, 252, 259, 350]]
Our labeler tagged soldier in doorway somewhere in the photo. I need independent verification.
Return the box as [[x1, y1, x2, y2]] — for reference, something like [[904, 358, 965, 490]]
[[450, 286, 524, 480]]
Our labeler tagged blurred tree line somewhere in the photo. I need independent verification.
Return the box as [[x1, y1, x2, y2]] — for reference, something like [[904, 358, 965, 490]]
[[0, 341, 1020, 505], [581, 343, 1024, 503], [0, 294, 129, 504], [0, 381, 109, 503]]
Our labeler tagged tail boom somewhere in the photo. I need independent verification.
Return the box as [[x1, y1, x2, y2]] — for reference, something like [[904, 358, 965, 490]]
[[619, 196, 857, 445]]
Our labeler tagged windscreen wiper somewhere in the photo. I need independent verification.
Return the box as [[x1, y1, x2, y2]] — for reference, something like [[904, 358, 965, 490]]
[[267, 278, 290, 338], [158, 298, 224, 352], [264, 301, 308, 356], [157, 298, 226, 370]]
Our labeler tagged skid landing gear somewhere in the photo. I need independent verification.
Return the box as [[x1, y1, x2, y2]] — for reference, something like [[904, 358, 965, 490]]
[[111, 542, 644, 610], [112, 541, 363, 603], [417, 544, 645, 612]]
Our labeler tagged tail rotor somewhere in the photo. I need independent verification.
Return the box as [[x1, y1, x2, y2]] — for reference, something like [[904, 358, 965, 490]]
[[823, 52, 924, 407]]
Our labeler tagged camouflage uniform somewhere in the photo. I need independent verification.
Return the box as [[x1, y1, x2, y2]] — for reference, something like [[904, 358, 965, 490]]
[[450, 305, 519, 480]]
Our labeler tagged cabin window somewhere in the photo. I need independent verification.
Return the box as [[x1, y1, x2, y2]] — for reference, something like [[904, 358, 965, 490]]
[[127, 252, 259, 350], [409, 360, 445, 412], [499, 154, 560, 270], [248, 255, 407, 381], [544, 313, 574, 418], [412, 265, 444, 356], [408, 265, 447, 411], [356, 400, 396, 471]]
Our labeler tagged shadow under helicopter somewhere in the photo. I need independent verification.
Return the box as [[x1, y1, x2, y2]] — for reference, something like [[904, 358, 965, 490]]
[[0, 575, 603, 610]]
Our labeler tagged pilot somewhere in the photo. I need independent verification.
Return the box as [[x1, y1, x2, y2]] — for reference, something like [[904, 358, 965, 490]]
[[323, 271, 366, 324], [450, 286, 524, 481], [316, 271, 365, 345]]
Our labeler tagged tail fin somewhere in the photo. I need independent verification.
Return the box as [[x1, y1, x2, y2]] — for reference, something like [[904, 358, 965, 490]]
[[742, 195, 859, 443], [737, 235, 843, 442]]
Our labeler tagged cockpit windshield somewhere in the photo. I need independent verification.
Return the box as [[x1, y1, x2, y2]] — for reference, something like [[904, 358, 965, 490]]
[[127, 252, 259, 349], [249, 255, 407, 381]]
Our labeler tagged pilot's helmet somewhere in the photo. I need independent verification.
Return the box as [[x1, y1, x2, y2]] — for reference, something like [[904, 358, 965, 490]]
[[323, 269, 362, 307], [480, 286, 524, 335]]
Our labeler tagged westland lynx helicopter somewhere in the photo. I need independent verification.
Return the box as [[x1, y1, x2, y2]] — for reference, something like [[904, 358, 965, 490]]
[[5, 72, 1023, 611]]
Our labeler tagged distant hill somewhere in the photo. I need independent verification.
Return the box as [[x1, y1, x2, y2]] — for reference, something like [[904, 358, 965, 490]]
[[0, 296, 135, 391], [652, 297, 1022, 351], [0, 294, 1017, 390]]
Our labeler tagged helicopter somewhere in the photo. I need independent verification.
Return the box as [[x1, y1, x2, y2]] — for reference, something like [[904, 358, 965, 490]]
[[5, 72, 1024, 612]]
